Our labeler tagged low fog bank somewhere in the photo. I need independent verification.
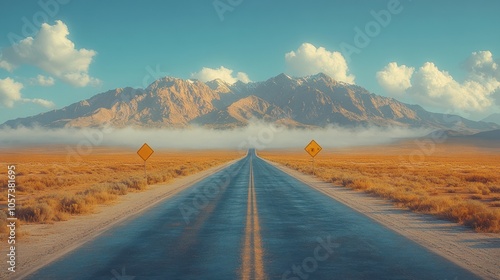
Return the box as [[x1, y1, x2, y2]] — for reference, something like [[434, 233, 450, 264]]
[[0, 123, 430, 150]]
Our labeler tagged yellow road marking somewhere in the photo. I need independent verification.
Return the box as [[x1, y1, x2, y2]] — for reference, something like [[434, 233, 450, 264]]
[[241, 157, 266, 279], [241, 165, 253, 280], [252, 162, 265, 279]]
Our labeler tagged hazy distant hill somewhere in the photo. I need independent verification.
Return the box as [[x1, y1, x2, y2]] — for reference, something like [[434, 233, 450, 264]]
[[466, 129, 500, 141], [421, 128, 500, 148], [482, 113, 500, 125], [2, 73, 499, 132]]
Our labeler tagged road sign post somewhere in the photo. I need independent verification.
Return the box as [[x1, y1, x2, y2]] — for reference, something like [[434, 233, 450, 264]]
[[304, 140, 322, 176], [313, 157, 315, 176], [137, 143, 154, 180]]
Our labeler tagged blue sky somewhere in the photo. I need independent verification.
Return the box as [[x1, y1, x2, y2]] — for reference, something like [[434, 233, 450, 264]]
[[1, 0, 499, 123]]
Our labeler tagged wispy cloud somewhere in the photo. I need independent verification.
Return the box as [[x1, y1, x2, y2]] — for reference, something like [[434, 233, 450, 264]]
[[30, 75, 55, 87], [21, 98, 55, 108], [0, 77, 55, 108]]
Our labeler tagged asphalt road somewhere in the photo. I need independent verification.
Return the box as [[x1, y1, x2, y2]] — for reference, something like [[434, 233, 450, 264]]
[[28, 150, 480, 279]]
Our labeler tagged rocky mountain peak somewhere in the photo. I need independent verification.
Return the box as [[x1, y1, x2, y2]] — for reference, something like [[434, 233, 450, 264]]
[[206, 79, 232, 94]]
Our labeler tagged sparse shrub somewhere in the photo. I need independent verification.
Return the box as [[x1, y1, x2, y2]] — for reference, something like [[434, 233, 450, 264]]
[[481, 187, 491, 196], [80, 186, 117, 204], [488, 185, 500, 193], [161, 173, 172, 182], [147, 174, 163, 185], [174, 168, 187, 176], [122, 177, 147, 190], [54, 211, 69, 221], [0, 178, 7, 188], [466, 186, 482, 194], [60, 195, 91, 214], [411, 197, 453, 214], [109, 182, 128, 195], [350, 178, 372, 190], [18, 202, 54, 222], [464, 174, 492, 184], [391, 192, 419, 205], [0, 210, 7, 235], [441, 201, 500, 232], [466, 211, 500, 232], [339, 177, 355, 187]]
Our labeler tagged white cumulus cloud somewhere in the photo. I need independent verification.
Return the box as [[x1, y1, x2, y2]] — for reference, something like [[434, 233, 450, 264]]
[[0, 77, 55, 108], [0, 78, 23, 107], [31, 75, 55, 86], [377, 51, 500, 112], [464, 50, 500, 80], [0, 20, 99, 87], [410, 62, 495, 111], [285, 43, 355, 84], [191, 66, 251, 84], [376, 62, 414, 95]]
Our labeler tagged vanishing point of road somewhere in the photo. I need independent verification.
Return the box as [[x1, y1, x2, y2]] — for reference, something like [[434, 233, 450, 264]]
[[27, 150, 480, 279]]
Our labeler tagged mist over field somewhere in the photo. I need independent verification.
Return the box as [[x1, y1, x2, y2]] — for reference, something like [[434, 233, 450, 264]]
[[0, 122, 430, 150]]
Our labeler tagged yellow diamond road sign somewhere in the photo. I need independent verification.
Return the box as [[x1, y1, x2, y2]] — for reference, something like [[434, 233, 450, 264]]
[[137, 143, 154, 161], [305, 140, 322, 158]]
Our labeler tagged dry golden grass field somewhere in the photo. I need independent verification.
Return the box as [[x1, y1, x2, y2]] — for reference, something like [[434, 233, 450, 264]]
[[0, 147, 240, 239], [260, 143, 500, 233]]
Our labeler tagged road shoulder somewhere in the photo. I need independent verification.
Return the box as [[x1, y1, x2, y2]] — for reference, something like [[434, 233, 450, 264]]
[[262, 158, 500, 280]]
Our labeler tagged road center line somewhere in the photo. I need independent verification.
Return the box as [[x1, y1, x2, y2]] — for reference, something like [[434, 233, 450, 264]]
[[240, 157, 266, 280]]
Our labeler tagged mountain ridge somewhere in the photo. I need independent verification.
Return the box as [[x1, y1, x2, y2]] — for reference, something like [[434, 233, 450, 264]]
[[2, 73, 499, 132]]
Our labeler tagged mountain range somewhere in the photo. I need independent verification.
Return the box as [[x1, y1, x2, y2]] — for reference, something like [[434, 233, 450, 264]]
[[2, 73, 499, 132]]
